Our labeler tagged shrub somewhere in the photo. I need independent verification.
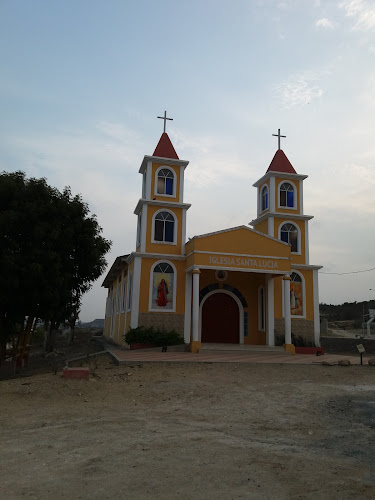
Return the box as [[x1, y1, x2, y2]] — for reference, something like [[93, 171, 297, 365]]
[[124, 326, 184, 346]]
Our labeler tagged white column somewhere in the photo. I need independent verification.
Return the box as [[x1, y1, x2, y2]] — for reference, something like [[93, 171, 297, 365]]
[[192, 270, 201, 342], [313, 269, 320, 346], [270, 177, 275, 212], [283, 276, 292, 344], [130, 257, 142, 328], [268, 217, 274, 237], [183, 271, 192, 343], [266, 275, 275, 346]]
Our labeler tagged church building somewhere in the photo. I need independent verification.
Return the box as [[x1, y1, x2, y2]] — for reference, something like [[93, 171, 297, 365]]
[[102, 121, 322, 353]]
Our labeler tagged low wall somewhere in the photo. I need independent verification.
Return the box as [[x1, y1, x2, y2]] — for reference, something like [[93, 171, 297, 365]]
[[138, 313, 185, 337], [275, 318, 315, 345], [321, 337, 375, 355]]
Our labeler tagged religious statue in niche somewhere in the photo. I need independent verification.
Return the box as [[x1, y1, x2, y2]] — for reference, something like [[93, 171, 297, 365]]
[[290, 272, 303, 316], [152, 263, 174, 310]]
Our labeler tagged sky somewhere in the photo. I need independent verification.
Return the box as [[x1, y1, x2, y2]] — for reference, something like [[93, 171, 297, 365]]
[[1, 0, 375, 321]]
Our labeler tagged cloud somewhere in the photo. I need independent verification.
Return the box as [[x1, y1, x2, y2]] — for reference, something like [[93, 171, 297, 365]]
[[340, 0, 375, 30], [274, 71, 325, 109], [316, 18, 335, 29]]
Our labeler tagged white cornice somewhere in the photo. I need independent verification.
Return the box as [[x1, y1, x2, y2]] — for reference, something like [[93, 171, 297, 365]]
[[128, 251, 187, 262], [134, 198, 191, 215], [293, 264, 323, 270], [253, 171, 308, 187], [187, 224, 290, 247], [139, 155, 189, 174], [250, 212, 314, 226]]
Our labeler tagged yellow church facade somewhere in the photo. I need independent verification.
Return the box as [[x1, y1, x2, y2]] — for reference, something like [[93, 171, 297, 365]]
[[103, 129, 322, 353]]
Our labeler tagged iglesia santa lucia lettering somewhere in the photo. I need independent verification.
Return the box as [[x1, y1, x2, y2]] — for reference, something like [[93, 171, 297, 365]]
[[208, 255, 278, 269]]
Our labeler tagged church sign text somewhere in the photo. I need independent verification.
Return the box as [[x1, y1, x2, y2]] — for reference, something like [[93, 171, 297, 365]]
[[208, 255, 279, 269]]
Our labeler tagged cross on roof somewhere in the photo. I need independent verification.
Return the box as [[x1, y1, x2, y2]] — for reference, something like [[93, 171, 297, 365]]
[[272, 128, 286, 150], [157, 110, 173, 133]]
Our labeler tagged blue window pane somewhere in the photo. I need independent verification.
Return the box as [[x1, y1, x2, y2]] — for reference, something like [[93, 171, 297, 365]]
[[165, 178, 173, 195], [265, 193, 268, 209], [280, 232, 288, 243], [287, 191, 294, 207], [165, 221, 174, 242]]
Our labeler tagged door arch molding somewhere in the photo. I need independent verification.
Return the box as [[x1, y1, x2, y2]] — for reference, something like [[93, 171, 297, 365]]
[[199, 289, 244, 344]]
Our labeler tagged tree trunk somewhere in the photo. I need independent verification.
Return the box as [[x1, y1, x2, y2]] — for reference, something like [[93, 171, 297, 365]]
[[44, 321, 59, 353]]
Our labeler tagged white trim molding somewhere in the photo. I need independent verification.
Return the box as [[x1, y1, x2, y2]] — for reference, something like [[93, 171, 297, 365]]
[[179, 165, 185, 203], [278, 179, 298, 211], [260, 183, 269, 214], [313, 269, 320, 347], [278, 220, 302, 255], [145, 160, 152, 199], [268, 217, 274, 238], [304, 219, 309, 265], [266, 275, 275, 346], [183, 271, 192, 343], [181, 208, 187, 255], [258, 285, 265, 331], [140, 204, 148, 253], [299, 179, 304, 215], [199, 289, 244, 344], [148, 260, 177, 313], [154, 165, 177, 199], [270, 176, 276, 212], [130, 257, 142, 328], [151, 208, 178, 246], [290, 269, 306, 319]]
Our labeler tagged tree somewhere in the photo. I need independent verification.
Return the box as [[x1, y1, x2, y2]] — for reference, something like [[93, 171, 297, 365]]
[[0, 171, 111, 362]]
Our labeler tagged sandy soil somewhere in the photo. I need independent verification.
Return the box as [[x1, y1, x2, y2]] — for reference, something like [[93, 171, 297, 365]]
[[1, 354, 375, 499]]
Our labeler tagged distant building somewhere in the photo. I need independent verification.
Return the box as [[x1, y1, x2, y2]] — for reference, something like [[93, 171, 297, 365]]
[[102, 130, 322, 352]]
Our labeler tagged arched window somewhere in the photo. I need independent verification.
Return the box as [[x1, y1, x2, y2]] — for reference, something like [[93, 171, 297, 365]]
[[154, 211, 175, 243], [150, 261, 176, 311], [261, 186, 268, 211], [280, 182, 294, 208], [280, 223, 298, 252], [157, 168, 174, 195], [290, 272, 303, 316]]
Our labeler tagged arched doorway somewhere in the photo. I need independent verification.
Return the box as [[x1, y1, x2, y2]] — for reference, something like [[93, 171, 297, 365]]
[[201, 292, 240, 343]]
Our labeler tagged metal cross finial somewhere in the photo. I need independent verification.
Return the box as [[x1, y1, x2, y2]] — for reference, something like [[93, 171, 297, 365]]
[[272, 128, 286, 150], [157, 110, 173, 133]]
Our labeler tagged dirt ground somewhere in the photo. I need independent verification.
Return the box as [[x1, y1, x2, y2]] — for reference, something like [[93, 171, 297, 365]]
[[1, 354, 375, 499]]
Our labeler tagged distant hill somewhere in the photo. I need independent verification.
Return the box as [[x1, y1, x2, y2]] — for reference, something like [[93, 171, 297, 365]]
[[320, 301, 375, 322], [77, 319, 105, 329]]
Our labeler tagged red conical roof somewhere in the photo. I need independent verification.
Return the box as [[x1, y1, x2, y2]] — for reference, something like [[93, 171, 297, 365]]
[[267, 150, 297, 174], [153, 132, 179, 159]]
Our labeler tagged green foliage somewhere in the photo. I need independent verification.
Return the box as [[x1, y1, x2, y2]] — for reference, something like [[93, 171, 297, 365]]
[[125, 326, 184, 346], [0, 171, 111, 358]]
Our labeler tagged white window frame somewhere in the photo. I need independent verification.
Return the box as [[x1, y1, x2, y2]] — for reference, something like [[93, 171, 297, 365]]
[[278, 180, 297, 210], [260, 184, 269, 213], [151, 209, 178, 246], [127, 272, 133, 312], [121, 276, 127, 313], [258, 286, 265, 331], [142, 172, 146, 198], [149, 260, 177, 313], [290, 270, 306, 318], [136, 213, 141, 248], [154, 166, 177, 198], [278, 220, 301, 255]]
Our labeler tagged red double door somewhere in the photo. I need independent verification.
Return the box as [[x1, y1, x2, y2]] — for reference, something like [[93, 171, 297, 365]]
[[201, 293, 239, 343]]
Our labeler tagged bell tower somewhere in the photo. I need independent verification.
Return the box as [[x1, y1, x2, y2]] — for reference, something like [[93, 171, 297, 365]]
[[250, 129, 313, 266], [134, 112, 191, 256]]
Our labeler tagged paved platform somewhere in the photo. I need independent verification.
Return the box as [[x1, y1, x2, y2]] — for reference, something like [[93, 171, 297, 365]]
[[106, 345, 370, 366]]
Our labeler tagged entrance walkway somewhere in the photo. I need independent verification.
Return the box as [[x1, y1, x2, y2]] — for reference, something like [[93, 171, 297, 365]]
[[105, 344, 369, 366]]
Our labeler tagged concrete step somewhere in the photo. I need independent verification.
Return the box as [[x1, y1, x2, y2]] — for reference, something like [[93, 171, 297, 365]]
[[200, 343, 287, 354]]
